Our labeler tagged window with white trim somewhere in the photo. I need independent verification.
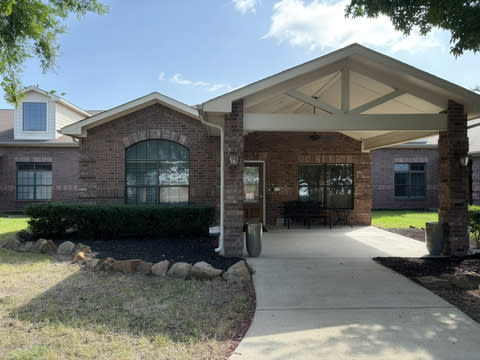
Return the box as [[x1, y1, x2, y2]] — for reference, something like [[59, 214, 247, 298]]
[[394, 163, 426, 198], [16, 162, 52, 200], [23, 102, 47, 131]]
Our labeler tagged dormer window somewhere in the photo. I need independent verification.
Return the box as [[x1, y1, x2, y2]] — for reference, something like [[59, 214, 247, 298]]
[[23, 102, 47, 131]]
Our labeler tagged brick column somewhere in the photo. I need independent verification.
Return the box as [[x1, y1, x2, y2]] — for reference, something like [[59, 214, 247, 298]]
[[438, 100, 469, 255], [223, 100, 245, 257]]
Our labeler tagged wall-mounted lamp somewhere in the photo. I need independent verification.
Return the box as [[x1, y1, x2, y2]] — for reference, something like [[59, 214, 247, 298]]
[[459, 156, 469, 167], [228, 152, 239, 167]]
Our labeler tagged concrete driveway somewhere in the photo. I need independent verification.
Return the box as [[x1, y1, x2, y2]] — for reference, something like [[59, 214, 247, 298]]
[[231, 226, 480, 360]]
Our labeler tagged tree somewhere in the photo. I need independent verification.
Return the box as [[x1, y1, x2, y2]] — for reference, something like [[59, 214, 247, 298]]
[[0, 0, 108, 105], [345, 0, 480, 57]]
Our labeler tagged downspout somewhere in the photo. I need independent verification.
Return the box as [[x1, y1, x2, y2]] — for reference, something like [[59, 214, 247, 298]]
[[197, 107, 225, 253]]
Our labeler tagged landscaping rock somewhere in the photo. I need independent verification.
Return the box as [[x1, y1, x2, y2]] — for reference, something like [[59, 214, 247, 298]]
[[151, 260, 170, 276], [223, 260, 251, 283], [57, 241, 76, 256], [72, 243, 91, 257], [72, 251, 85, 264], [31, 239, 48, 253], [96, 257, 116, 271], [136, 261, 153, 275], [2, 235, 21, 250], [113, 259, 142, 274], [41, 240, 57, 256], [84, 258, 101, 269], [167, 262, 192, 279], [414, 276, 452, 289], [17, 241, 34, 252], [440, 272, 480, 289], [190, 261, 222, 280], [16, 230, 34, 242]]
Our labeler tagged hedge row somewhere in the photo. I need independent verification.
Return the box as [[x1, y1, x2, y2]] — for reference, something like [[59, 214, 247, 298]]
[[24, 203, 216, 238]]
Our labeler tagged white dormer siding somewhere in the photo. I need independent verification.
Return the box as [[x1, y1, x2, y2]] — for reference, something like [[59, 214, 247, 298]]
[[14, 92, 56, 140], [55, 102, 87, 135]]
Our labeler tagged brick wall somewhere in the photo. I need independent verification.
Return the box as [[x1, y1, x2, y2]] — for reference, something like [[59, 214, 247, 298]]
[[244, 131, 372, 226], [0, 146, 79, 211], [371, 148, 439, 210], [438, 100, 469, 255], [77, 103, 220, 211], [472, 157, 480, 205]]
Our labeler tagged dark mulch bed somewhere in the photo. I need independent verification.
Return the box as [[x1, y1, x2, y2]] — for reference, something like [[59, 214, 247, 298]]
[[53, 236, 243, 271], [375, 254, 480, 323]]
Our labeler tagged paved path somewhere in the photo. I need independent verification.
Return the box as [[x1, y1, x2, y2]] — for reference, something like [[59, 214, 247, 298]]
[[231, 226, 480, 360]]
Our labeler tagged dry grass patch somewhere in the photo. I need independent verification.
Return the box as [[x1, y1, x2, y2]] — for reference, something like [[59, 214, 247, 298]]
[[0, 217, 255, 360]]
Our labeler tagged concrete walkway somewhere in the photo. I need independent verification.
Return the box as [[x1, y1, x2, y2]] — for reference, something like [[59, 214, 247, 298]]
[[231, 226, 480, 360]]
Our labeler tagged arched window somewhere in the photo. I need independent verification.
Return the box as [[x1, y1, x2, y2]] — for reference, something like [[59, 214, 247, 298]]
[[125, 140, 189, 206]]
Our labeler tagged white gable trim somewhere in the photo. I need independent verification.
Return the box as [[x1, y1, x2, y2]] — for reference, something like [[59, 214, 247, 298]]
[[24, 87, 91, 118], [202, 43, 480, 116], [61, 92, 200, 137]]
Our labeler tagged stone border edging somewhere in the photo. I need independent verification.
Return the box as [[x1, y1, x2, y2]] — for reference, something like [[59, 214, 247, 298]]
[[2, 231, 251, 283]]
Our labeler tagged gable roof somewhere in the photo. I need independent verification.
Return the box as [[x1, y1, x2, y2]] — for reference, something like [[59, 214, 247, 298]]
[[60, 92, 200, 137], [201, 43, 480, 119]]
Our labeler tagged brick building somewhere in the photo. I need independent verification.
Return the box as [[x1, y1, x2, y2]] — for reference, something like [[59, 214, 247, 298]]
[[371, 121, 480, 210], [0, 88, 92, 211], [1, 44, 480, 256]]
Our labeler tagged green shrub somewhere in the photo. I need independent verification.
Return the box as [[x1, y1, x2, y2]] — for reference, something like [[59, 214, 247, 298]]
[[25, 203, 215, 238], [469, 205, 480, 248]]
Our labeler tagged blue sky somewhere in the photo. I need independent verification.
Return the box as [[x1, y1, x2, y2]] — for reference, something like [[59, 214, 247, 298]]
[[1, 0, 478, 110]]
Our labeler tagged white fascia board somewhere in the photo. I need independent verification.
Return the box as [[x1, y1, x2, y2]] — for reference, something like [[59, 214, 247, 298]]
[[61, 92, 199, 137], [244, 113, 447, 132], [0, 141, 78, 147]]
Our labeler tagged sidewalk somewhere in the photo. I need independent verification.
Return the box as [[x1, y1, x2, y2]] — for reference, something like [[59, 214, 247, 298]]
[[231, 226, 480, 360]]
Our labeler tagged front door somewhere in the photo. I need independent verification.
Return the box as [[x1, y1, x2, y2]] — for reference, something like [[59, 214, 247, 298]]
[[244, 163, 264, 223]]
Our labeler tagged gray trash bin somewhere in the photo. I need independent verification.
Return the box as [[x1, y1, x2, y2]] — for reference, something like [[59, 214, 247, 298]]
[[246, 222, 262, 257], [425, 222, 443, 255]]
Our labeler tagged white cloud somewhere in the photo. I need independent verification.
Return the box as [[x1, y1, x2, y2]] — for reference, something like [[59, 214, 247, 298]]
[[168, 73, 235, 93], [170, 73, 192, 85], [263, 0, 444, 53], [158, 72, 165, 81], [233, 0, 258, 14], [193, 81, 210, 87], [208, 83, 233, 92]]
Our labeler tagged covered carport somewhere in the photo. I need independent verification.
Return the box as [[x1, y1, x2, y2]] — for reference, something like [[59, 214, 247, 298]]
[[199, 43, 480, 257]]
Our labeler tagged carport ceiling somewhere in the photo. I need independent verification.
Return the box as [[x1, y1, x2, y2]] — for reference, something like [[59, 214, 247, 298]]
[[202, 44, 480, 151]]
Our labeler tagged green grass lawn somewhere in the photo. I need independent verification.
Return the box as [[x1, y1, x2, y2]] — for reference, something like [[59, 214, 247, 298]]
[[0, 215, 30, 245], [0, 216, 254, 360], [372, 210, 438, 229]]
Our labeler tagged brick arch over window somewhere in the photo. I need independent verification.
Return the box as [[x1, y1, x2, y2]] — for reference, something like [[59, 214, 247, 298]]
[[121, 129, 191, 149]]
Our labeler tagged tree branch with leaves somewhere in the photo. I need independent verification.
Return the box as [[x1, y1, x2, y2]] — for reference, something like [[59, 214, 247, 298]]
[[345, 0, 480, 57], [0, 0, 108, 105]]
